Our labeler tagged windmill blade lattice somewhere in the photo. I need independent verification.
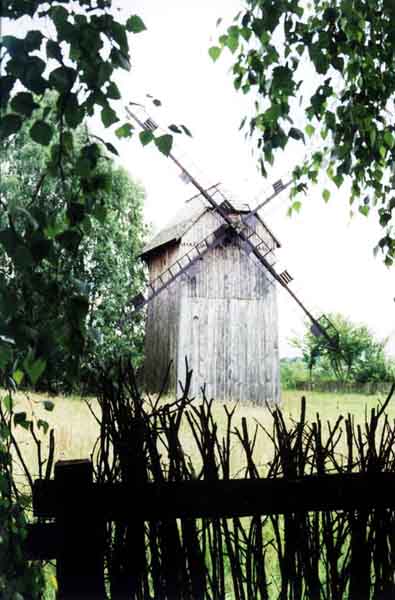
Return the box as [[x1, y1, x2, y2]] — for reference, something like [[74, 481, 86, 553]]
[[129, 183, 278, 312], [125, 107, 340, 352]]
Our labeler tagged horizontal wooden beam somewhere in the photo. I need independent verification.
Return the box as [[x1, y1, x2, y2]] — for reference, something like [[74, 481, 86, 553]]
[[33, 472, 395, 522]]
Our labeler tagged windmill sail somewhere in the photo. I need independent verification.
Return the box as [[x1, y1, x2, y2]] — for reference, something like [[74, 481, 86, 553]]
[[131, 220, 232, 311], [125, 107, 339, 352], [128, 185, 278, 312]]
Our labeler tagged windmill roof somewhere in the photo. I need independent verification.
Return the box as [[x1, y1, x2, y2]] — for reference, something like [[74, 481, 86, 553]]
[[141, 185, 279, 258]]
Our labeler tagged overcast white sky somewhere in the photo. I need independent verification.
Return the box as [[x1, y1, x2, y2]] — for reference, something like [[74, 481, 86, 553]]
[[112, 0, 395, 357], [4, 1, 395, 357]]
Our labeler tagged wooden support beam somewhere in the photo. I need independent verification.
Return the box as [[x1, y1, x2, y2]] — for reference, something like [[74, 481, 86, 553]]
[[25, 522, 57, 560], [34, 471, 395, 524], [54, 460, 106, 600]]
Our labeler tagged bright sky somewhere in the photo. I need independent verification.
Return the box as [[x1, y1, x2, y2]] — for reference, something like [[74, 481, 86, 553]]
[[4, 1, 395, 357], [112, 0, 395, 358]]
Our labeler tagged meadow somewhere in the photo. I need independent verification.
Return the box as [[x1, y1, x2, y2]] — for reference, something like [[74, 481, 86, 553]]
[[9, 384, 395, 599], [10, 386, 395, 483]]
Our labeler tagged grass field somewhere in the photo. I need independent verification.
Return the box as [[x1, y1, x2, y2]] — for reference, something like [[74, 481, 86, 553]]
[[10, 385, 395, 482]]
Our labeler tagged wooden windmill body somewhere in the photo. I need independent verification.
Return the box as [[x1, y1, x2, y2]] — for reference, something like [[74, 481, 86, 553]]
[[126, 108, 340, 406], [141, 188, 281, 404]]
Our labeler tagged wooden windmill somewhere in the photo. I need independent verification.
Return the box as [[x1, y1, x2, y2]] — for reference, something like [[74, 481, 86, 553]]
[[126, 108, 339, 404]]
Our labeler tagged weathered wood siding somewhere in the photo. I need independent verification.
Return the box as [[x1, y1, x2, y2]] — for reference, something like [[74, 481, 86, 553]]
[[176, 210, 280, 404], [144, 209, 280, 404], [143, 242, 181, 392]]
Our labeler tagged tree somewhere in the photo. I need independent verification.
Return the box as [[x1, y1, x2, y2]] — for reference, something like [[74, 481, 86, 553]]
[[0, 1, 188, 383], [0, 108, 146, 390], [211, 1, 395, 264], [291, 313, 394, 384], [79, 164, 147, 381], [0, 3, 154, 593], [0, 1, 147, 382]]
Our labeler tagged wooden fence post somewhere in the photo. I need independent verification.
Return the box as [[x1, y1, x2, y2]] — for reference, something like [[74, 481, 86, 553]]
[[55, 459, 106, 600]]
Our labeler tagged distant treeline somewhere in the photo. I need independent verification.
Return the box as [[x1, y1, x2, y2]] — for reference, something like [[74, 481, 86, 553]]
[[281, 357, 395, 394]]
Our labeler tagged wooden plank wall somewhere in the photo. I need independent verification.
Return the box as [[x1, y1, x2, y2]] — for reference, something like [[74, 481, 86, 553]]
[[177, 211, 280, 404], [143, 242, 181, 392]]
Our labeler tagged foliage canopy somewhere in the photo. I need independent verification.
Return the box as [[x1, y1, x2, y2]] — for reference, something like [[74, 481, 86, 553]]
[[212, 1, 395, 264], [0, 1, 149, 386], [291, 313, 395, 384], [0, 2, 148, 593], [0, 112, 146, 390]]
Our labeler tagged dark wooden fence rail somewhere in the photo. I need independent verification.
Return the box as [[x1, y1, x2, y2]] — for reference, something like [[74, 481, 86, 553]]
[[26, 459, 395, 599]]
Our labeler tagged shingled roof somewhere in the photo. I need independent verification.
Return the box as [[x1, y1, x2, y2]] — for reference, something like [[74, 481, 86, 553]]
[[141, 185, 278, 258]]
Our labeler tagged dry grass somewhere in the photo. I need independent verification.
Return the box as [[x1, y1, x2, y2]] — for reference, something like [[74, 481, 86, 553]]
[[8, 385, 395, 483]]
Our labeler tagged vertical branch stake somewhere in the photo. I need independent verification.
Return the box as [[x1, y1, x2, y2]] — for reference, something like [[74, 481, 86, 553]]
[[55, 459, 106, 600]]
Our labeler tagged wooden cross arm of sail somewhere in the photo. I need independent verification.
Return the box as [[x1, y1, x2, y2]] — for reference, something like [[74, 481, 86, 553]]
[[128, 222, 233, 313], [124, 106, 340, 352]]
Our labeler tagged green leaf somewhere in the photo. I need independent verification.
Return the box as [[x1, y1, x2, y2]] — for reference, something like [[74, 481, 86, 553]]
[[209, 46, 222, 62], [49, 5, 68, 26], [126, 15, 146, 33], [14, 411, 26, 424], [24, 30, 43, 51], [46, 39, 62, 61], [359, 205, 370, 217], [155, 134, 173, 156], [1, 35, 24, 58], [384, 131, 394, 149], [30, 120, 53, 145], [181, 124, 192, 137], [111, 21, 128, 50], [332, 174, 344, 188], [49, 66, 76, 92], [107, 81, 121, 100], [369, 128, 377, 147], [14, 412, 30, 430], [110, 48, 131, 70], [12, 369, 24, 385], [101, 106, 118, 128], [0, 75, 15, 107], [37, 419, 49, 434], [289, 127, 304, 141], [115, 123, 134, 138], [23, 57, 47, 94], [322, 189, 331, 203], [139, 130, 154, 146], [43, 400, 54, 412], [23, 354, 46, 386], [10, 92, 38, 117], [3, 395, 13, 412], [0, 113, 22, 139], [168, 124, 182, 134], [305, 124, 315, 138], [105, 142, 119, 156], [225, 34, 239, 53], [292, 200, 302, 213], [65, 95, 84, 128]]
